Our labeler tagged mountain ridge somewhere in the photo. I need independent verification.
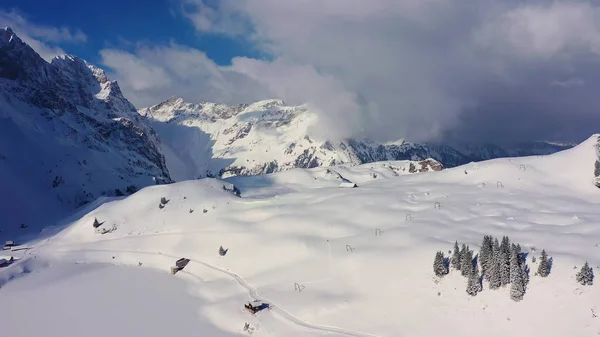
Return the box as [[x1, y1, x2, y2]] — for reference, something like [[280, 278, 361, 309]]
[[140, 97, 572, 180], [0, 27, 171, 230]]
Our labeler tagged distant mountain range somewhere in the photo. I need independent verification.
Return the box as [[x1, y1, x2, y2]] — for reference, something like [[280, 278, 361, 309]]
[[140, 97, 572, 181], [0, 26, 573, 228]]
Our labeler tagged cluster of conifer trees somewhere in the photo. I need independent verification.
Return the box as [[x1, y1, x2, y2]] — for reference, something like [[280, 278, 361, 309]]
[[434, 236, 554, 301]]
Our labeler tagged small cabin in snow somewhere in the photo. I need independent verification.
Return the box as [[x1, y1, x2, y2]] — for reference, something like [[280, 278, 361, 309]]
[[3, 241, 14, 250], [339, 182, 358, 188]]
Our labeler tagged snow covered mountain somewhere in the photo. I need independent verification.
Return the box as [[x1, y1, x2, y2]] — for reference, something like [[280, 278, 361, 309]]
[[0, 27, 171, 230], [140, 97, 570, 180]]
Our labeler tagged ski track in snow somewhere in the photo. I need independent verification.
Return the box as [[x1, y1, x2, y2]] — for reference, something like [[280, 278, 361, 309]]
[[47, 245, 381, 337]]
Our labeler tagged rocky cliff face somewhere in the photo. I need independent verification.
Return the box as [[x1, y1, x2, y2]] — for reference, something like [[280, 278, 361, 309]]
[[140, 97, 570, 180], [0, 27, 171, 228]]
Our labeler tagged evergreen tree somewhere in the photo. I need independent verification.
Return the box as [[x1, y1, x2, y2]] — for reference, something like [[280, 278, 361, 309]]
[[498, 236, 510, 285], [486, 237, 500, 282], [434, 251, 449, 277], [510, 267, 526, 301], [500, 236, 510, 255], [461, 247, 473, 277], [459, 244, 467, 269], [466, 263, 482, 296], [520, 256, 530, 286], [488, 239, 502, 289], [493, 238, 500, 260], [500, 250, 511, 286], [537, 249, 550, 277], [576, 262, 594, 285], [451, 241, 461, 270], [510, 244, 521, 283], [479, 235, 493, 276]]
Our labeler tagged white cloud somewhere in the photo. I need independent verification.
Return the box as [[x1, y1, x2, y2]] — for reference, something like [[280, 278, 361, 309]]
[[475, 2, 600, 59], [0, 10, 87, 61], [99, 43, 272, 109], [105, 0, 600, 143]]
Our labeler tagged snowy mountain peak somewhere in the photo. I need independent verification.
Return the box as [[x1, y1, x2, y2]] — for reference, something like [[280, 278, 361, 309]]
[[246, 99, 286, 110], [1, 26, 16, 43], [140, 97, 572, 181], [0, 28, 171, 229]]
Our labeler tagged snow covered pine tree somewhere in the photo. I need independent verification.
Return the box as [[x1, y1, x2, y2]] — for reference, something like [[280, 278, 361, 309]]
[[434, 251, 449, 277], [479, 235, 493, 277], [452, 241, 461, 270], [488, 238, 502, 289], [459, 244, 468, 272], [510, 267, 526, 301], [466, 261, 482, 296], [500, 236, 511, 286], [509, 244, 520, 283], [576, 262, 594, 285], [537, 249, 550, 277], [461, 247, 473, 277]]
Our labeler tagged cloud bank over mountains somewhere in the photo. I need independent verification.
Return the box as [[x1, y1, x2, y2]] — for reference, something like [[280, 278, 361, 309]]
[[7, 1, 600, 143]]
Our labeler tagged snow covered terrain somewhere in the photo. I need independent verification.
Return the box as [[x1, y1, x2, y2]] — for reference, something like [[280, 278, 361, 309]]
[[140, 97, 571, 181], [2, 134, 600, 337], [0, 27, 171, 234], [0, 262, 235, 337]]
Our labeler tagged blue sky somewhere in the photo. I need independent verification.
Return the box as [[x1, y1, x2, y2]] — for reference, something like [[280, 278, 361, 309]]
[[0, 0, 260, 65]]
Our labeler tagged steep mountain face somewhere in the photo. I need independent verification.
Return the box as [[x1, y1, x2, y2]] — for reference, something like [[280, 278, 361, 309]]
[[0, 27, 171, 229], [140, 97, 570, 181]]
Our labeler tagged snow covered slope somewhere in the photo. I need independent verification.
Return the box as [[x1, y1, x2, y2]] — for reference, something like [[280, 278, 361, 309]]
[[139, 97, 570, 181], [4, 134, 600, 337], [0, 27, 171, 233]]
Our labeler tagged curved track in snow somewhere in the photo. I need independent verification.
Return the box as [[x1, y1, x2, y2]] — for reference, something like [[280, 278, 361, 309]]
[[48, 245, 381, 337]]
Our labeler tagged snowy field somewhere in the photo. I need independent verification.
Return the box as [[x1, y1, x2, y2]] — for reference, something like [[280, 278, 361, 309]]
[[2, 135, 600, 336], [0, 261, 235, 337]]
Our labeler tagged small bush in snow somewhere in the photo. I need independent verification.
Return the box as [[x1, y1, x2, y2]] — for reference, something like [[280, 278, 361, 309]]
[[115, 189, 124, 197], [576, 262, 594, 285], [219, 246, 228, 256]]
